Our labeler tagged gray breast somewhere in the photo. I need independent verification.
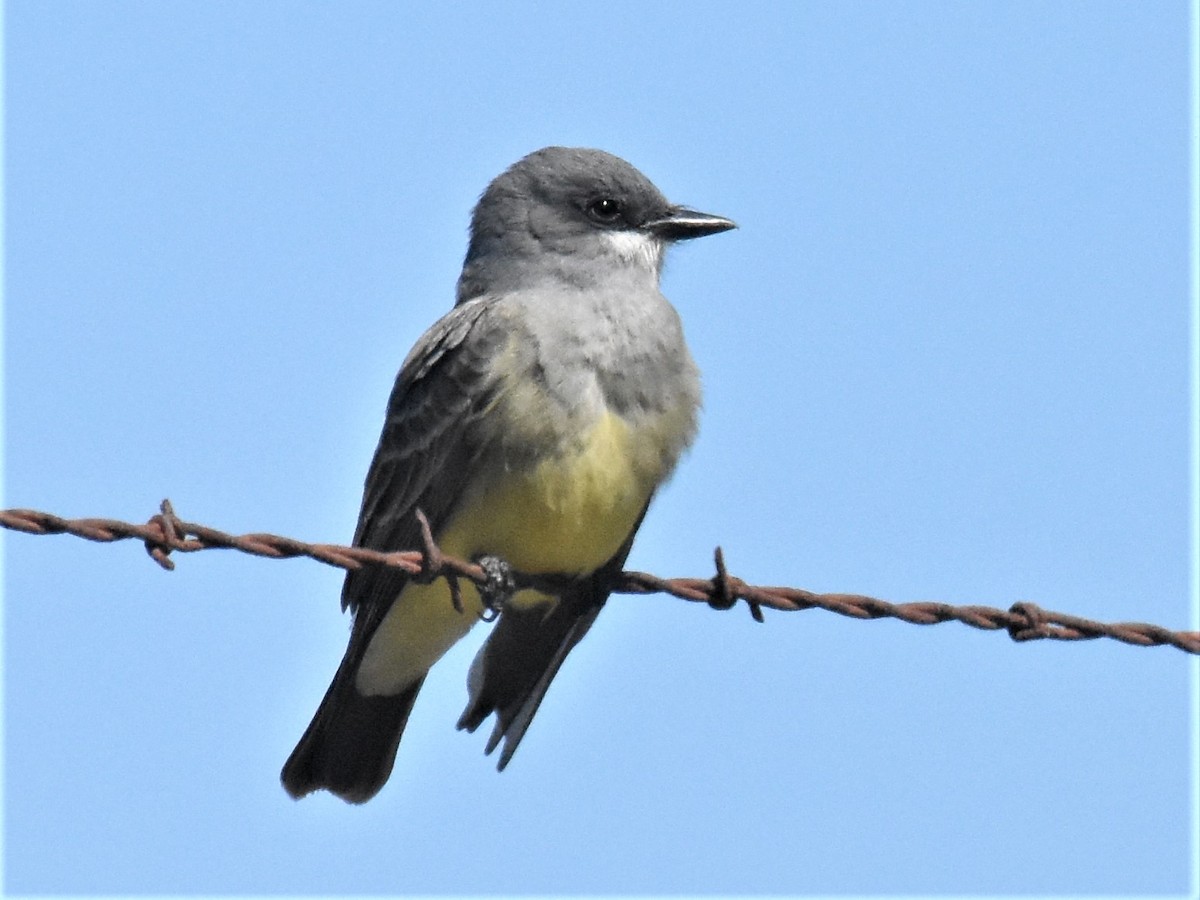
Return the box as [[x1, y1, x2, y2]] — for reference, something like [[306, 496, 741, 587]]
[[516, 284, 700, 420]]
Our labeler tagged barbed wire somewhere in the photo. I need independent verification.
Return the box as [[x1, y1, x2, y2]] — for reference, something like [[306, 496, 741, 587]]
[[2, 500, 1196, 654]]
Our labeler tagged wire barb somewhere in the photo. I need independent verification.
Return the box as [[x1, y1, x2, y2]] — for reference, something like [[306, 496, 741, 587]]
[[3, 501, 1196, 655], [414, 507, 465, 613], [708, 546, 735, 611], [144, 499, 184, 570]]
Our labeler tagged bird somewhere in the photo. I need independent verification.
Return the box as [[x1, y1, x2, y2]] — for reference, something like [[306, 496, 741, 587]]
[[281, 146, 735, 803]]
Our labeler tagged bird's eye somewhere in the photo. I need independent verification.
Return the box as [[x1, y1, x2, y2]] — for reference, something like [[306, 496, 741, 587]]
[[587, 197, 622, 222]]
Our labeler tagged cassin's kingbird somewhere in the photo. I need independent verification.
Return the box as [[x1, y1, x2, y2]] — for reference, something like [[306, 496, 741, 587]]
[[282, 146, 735, 803]]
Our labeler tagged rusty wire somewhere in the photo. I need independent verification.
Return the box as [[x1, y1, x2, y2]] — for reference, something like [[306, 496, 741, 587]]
[[2, 500, 1196, 655]]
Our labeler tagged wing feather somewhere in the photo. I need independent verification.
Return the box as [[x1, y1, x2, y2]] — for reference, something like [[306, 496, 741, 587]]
[[341, 297, 508, 640]]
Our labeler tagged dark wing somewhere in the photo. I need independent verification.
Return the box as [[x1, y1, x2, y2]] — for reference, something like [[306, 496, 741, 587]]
[[456, 499, 652, 770], [281, 296, 509, 802], [341, 295, 508, 633]]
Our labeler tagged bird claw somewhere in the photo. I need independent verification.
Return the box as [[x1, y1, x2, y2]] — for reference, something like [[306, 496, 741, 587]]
[[475, 555, 516, 622]]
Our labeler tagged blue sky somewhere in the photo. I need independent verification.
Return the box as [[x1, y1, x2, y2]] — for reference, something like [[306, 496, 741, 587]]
[[3, 1, 1196, 896]]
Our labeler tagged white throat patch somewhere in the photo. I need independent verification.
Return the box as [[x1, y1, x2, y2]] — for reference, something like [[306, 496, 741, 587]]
[[603, 230, 664, 274]]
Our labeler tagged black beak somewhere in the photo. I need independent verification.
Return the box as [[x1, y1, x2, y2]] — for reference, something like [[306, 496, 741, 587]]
[[643, 206, 737, 241]]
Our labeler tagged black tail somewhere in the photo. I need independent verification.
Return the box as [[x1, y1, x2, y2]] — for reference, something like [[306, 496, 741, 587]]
[[281, 666, 425, 804], [456, 574, 608, 770], [457, 506, 648, 770]]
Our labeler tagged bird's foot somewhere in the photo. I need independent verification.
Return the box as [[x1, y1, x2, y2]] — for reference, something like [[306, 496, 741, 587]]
[[475, 555, 516, 622]]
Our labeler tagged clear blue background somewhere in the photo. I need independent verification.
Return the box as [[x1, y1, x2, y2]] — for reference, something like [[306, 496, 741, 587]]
[[3, 1, 1196, 895]]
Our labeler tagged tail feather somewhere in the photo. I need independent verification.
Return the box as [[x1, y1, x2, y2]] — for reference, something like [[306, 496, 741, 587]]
[[457, 585, 605, 770], [458, 504, 648, 770], [282, 671, 425, 804]]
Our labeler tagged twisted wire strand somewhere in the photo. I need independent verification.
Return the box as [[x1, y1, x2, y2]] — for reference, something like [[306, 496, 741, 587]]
[[3, 500, 1196, 654]]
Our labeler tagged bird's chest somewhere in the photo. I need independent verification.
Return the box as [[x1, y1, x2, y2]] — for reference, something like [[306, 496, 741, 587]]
[[463, 407, 654, 574], [459, 299, 696, 573]]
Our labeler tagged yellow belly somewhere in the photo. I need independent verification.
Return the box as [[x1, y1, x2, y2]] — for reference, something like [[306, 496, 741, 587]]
[[355, 410, 658, 696]]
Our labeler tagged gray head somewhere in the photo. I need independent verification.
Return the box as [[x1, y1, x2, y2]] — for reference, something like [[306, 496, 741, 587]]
[[456, 147, 735, 303]]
